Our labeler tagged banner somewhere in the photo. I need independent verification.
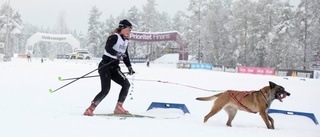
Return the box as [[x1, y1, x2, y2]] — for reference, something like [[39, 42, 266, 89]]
[[130, 31, 188, 60], [212, 65, 223, 71], [130, 58, 147, 63], [176, 63, 191, 69], [190, 63, 212, 70], [275, 69, 314, 78], [130, 32, 175, 42], [314, 71, 320, 79], [237, 66, 274, 75], [224, 66, 237, 73]]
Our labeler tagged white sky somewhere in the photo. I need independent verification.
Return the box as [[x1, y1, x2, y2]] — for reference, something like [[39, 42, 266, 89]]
[[5, 0, 300, 33], [6, 0, 189, 32]]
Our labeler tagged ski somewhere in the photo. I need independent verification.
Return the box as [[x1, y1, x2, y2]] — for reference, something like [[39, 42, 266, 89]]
[[94, 113, 180, 119], [94, 113, 155, 119]]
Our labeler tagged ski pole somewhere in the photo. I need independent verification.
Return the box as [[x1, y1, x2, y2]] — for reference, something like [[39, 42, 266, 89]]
[[58, 72, 130, 81], [49, 60, 116, 93], [58, 75, 99, 81]]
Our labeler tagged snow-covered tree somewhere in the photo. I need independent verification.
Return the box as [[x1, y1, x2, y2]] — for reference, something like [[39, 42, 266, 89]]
[[264, 0, 298, 69], [293, 0, 320, 69], [140, 0, 159, 59], [5, 0, 319, 70], [50, 11, 71, 57], [186, 0, 208, 63], [127, 6, 141, 57], [295, 0, 320, 69], [229, 0, 255, 66], [54, 11, 69, 34], [0, 2, 23, 56], [201, 0, 233, 65], [87, 6, 102, 57]]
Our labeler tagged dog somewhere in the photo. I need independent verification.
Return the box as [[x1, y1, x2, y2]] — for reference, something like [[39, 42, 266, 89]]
[[196, 81, 290, 129]]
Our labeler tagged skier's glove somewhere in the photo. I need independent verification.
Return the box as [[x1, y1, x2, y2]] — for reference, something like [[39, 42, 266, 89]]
[[116, 52, 127, 61], [128, 66, 135, 75]]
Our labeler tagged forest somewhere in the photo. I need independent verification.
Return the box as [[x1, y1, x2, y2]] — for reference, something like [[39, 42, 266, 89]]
[[0, 0, 319, 70]]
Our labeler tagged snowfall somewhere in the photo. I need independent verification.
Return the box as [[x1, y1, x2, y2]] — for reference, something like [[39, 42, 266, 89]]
[[0, 54, 319, 137]]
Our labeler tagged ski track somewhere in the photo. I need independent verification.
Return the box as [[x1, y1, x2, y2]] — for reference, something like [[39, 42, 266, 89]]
[[0, 58, 319, 137]]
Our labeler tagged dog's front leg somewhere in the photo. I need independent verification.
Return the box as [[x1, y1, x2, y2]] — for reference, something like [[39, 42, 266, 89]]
[[259, 111, 274, 129], [267, 114, 274, 129], [225, 106, 237, 127]]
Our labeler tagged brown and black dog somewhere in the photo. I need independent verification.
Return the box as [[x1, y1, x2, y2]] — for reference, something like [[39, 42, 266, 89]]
[[196, 81, 290, 129]]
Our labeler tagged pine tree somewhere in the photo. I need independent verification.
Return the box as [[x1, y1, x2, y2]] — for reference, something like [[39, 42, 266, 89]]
[[201, 0, 233, 65], [127, 6, 141, 57], [186, 0, 208, 63], [87, 6, 102, 57], [0, 2, 23, 56]]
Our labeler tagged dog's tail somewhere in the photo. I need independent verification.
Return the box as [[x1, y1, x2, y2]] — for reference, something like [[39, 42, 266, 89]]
[[196, 93, 223, 101]]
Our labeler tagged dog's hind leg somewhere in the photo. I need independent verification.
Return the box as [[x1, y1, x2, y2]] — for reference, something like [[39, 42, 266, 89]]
[[203, 97, 229, 123], [204, 105, 223, 123], [224, 106, 238, 127]]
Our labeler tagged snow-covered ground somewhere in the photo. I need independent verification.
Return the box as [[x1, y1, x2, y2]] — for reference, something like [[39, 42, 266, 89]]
[[0, 56, 319, 137]]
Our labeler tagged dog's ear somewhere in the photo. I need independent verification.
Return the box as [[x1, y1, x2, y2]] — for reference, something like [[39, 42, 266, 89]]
[[269, 81, 277, 89]]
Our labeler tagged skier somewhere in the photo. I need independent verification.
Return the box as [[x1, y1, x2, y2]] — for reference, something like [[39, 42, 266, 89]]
[[84, 19, 135, 116], [27, 52, 32, 62], [146, 55, 150, 67]]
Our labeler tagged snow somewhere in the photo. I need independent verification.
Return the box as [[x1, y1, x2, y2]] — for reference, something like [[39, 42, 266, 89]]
[[0, 56, 319, 137], [153, 53, 180, 64]]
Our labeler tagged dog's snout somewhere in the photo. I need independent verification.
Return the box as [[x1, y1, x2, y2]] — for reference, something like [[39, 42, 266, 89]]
[[286, 92, 291, 96]]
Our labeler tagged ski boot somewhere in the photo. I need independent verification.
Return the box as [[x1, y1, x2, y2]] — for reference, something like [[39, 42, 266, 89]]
[[84, 101, 96, 116], [114, 102, 129, 114]]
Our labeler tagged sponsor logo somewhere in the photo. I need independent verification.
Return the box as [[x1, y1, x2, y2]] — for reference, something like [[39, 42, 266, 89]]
[[247, 68, 254, 73], [256, 69, 264, 74], [239, 67, 246, 72], [265, 69, 274, 74], [212, 67, 223, 71], [277, 71, 288, 76], [315, 71, 320, 79], [224, 67, 236, 73], [42, 36, 66, 41], [296, 72, 312, 78], [130, 33, 171, 41]]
